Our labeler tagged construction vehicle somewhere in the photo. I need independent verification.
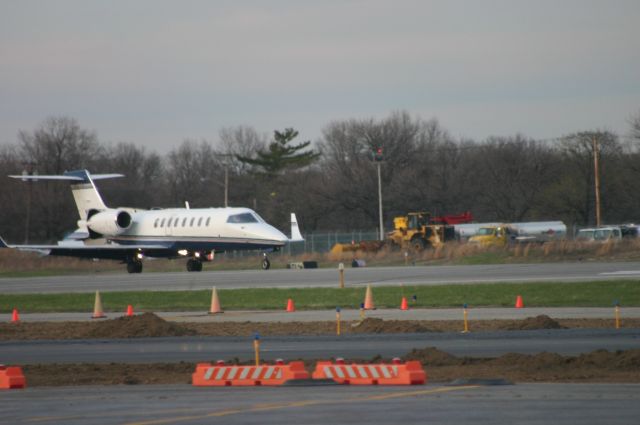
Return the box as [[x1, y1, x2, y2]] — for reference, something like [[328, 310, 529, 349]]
[[387, 212, 460, 250], [329, 211, 473, 256], [468, 221, 567, 247]]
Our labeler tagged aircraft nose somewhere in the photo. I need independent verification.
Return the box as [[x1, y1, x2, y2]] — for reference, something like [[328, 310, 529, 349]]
[[249, 224, 288, 243], [269, 226, 289, 242]]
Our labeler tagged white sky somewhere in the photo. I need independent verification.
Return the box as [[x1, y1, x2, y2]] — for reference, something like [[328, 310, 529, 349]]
[[1, 0, 639, 152]]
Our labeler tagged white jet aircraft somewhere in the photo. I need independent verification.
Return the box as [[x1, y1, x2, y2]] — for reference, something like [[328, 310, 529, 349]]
[[0, 169, 303, 273]]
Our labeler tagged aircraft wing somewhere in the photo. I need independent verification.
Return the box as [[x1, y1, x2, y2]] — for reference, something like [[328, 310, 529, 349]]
[[0, 236, 174, 261]]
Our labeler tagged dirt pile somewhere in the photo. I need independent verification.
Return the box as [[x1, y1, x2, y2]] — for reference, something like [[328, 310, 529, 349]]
[[2, 316, 639, 340], [404, 347, 462, 366], [350, 318, 434, 333], [86, 313, 196, 339], [501, 315, 566, 331]]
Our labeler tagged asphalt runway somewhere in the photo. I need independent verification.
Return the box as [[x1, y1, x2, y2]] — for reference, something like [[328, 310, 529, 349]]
[[2, 329, 638, 364], [2, 261, 640, 294], [3, 383, 639, 425]]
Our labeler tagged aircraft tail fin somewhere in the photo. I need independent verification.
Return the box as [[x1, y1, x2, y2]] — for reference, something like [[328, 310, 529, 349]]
[[289, 213, 304, 242], [0, 235, 8, 248], [9, 169, 123, 220]]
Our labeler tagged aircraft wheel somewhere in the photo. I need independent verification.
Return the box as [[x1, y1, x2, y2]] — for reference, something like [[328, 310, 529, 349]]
[[261, 257, 271, 270], [411, 237, 427, 251], [187, 258, 203, 272], [127, 261, 143, 274]]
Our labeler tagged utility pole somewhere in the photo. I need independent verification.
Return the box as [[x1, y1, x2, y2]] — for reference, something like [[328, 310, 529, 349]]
[[593, 135, 601, 227], [219, 154, 232, 208], [374, 147, 384, 241], [224, 165, 229, 208], [377, 161, 383, 240]]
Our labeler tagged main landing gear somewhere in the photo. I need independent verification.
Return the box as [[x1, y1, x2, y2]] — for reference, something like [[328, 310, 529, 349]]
[[186, 258, 203, 272]]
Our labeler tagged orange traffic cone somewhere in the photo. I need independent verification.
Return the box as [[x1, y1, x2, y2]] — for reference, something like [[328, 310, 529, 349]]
[[126, 304, 134, 316], [208, 286, 223, 314], [515, 295, 524, 309], [92, 290, 106, 319], [400, 297, 409, 311], [364, 284, 375, 310], [11, 308, 19, 323], [286, 298, 296, 312]]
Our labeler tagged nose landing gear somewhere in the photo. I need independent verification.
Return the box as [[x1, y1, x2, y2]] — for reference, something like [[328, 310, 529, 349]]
[[261, 253, 271, 270], [126, 258, 143, 274]]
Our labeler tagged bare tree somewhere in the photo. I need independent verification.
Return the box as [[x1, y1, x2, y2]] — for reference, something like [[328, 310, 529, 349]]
[[472, 135, 556, 221], [554, 131, 622, 225], [629, 110, 640, 141], [101, 142, 166, 208], [166, 140, 218, 207], [16, 117, 103, 240]]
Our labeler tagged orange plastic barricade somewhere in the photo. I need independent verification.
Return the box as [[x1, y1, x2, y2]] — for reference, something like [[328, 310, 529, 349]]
[[312, 358, 426, 385], [0, 365, 26, 389], [192, 360, 309, 386]]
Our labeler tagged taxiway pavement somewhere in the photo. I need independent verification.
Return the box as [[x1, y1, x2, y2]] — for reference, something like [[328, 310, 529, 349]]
[[2, 328, 638, 364], [2, 262, 640, 294], [3, 383, 639, 425]]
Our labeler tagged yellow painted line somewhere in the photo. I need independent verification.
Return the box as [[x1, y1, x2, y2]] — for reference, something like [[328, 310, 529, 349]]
[[124, 385, 480, 425], [24, 407, 214, 423]]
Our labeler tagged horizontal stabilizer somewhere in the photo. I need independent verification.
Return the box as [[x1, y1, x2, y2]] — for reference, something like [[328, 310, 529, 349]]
[[9, 171, 123, 182]]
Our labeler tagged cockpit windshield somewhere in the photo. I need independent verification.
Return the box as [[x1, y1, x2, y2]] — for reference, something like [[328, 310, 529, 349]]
[[227, 213, 259, 224]]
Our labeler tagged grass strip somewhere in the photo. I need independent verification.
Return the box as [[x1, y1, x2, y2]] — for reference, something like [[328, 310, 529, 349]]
[[1, 280, 639, 313]]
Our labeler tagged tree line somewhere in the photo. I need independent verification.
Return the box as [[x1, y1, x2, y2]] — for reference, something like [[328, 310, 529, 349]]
[[1, 111, 639, 243]]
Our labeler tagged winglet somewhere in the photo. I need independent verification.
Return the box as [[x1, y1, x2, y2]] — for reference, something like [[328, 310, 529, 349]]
[[290, 213, 304, 242]]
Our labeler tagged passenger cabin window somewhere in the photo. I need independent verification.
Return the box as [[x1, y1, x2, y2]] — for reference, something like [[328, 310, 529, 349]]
[[154, 218, 159, 228], [173, 217, 180, 227], [160, 218, 166, 227], [190, 217, 195, 226], [198, 217, 203, 226], [227, 213, 259, 223], [182, 217, 187, 227], [206, 217, 211, 226]]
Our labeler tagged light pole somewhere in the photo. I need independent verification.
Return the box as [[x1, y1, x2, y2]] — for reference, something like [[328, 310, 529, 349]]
[[374, 148, 384, 241], [593, 135, 601, 227], [220, 154, 233, 208], [21, 162, 37, 243]]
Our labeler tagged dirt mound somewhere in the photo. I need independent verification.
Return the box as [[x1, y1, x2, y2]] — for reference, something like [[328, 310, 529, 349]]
[[350, 318, 433, 333], [86, 313, 196, 339], [502, 315, 566, 331], [490, 352, 568, 369], [2, 317, 639, 341], [403, 347, 463, 366], [573, 349, 640, 369]]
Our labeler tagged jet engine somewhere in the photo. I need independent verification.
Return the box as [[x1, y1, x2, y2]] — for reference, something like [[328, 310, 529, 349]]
[[86, 209, 132, 236]]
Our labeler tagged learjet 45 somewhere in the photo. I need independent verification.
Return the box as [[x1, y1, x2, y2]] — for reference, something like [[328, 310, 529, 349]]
[[0, 169, 303, 273]]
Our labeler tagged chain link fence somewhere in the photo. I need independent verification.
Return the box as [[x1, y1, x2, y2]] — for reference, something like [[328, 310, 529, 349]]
[[219, 229, 380, 258]]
